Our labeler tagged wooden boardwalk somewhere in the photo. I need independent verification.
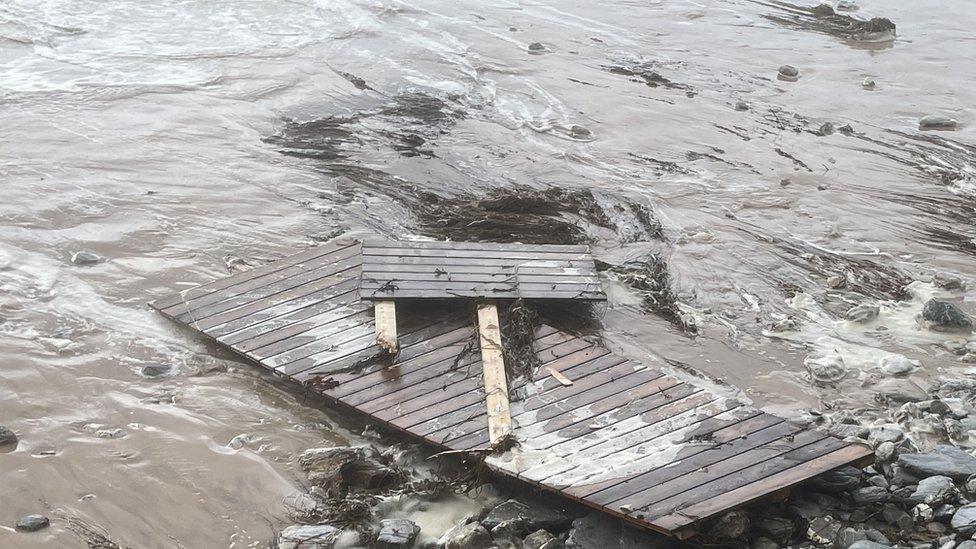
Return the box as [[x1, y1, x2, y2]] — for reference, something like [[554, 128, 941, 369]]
[[359, 240, 606, 301], [151, 239, 871, 539]]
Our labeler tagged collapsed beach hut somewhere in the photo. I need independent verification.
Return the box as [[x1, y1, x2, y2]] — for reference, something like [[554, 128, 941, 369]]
[[150, 238, 871, 539]]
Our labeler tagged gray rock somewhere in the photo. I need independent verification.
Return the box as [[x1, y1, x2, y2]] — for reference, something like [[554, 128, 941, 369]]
[[881, 503, 913, 529], [848, 542, 891, 549], [888, 464, 919, 486], [278, 525, 341, 549], [755, 516, 794, 544], [0, 425, 17, 447], [15, 514, 50, 532], [141, 363, 171, 377], [482, 499, 573, 533], [919, 115, 959, 131], [862, 77, 876, 89], [835, 526, 867, 548], [868, 426, 905, 447], [934, 272, 966, 291], [524, 529, 560, 549], [778, 65, 800, 80], [846, 304, 880, 323], [564, 512, 671, 549], [957, 541, 976, 549], [298, 446, 399, 493], [828, 423, 870, 439], [922, 300, 973, 332], [752, 537, 779, 549], [490, 519, 525, 542], [375, 519, 420, 549], [71, 251, 101, 265], [934, 503, 957, 522], [704, 510, 749, 540], [912, 476, 957, 505], [913, 502, 934, 522], [528, 42, 545, 52], [734, 101, 749, 111], [439, 522, 491, 549], [881, 355, 921, 376], [899, 445, 976, 481], [952, 503, 976, 533], [876, 441, 897, 462], [852, 486, 889, 506], [811, 466, 862, 492]]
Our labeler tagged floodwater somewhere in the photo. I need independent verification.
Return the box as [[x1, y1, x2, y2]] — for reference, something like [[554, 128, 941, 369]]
[[2, 0, 975, 546]]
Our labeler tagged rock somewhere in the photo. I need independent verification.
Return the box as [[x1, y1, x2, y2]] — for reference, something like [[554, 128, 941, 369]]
[[298, 446, 399, 493], [564, 512, 671, 549], [141, 363, 171, 377], [834, 526, 867, 548], [919, 115, 958, 131], [569, 125, 591, 139], [704, 510, 749, 540], [491, 519, 525, 542], [0, 425, 17, 448], [826, 273, 845, 287], [439, 522, 491, 549], [881, 354, 920, 376], [528, 42, 545, 52], [899, 445, 976, 481], [375, 519, 420, 549], [278, 524, 341, 549], [848, 542, 891, 549], [524, 529, 560, 549], [482, 499, 573, 533], [952, 503, 976, 533], [958, 541, 976, 549], [734, 101, 749, 111], [934, 272, 966, 291], [876, 441, 897, 462], [811, 466, 862, 492], [837, 0, 858, 11], [805, 353, 849, 384], [851, 486, 889, 506], [71, 251, 101, 265], [828, 423, 870, 439], [912, 476, 957, 505], [923, 300, 973, 332], [934, 503, 956, 522], [778, 65, 800, 81], [868, 427, 905, 447], [846, 304, 880, 323], [15, 514, 50, 532], [881, 503, 913, 529], [913, 503, 934, 522], [755, 516, 794, 544], [888, 464, 919, 486], [752, 537, 779, 549], [862, 76, 876, 89]]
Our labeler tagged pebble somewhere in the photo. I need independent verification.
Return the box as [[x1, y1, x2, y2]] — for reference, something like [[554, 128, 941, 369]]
[[0, 425, 17, 448], [735, 101, 750, 111], [778, 65, 800, 81], [914, 503, 935, 522], [71, 251, 101, 265], [876, 441, 897, 462], [848, 542, 891, 549], [862, 76, 876, 89], [919, 115, 958, 131], [836, 0, 858, 11], [881, 503, 913, 529], [846, 304, 880, 323], [15, 514, 50, 532], [528, 42, 545, 52], [141, 364, 171, 377]]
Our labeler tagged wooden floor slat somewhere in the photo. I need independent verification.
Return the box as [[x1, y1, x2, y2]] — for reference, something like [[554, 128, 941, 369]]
[[150, 240, 872, 538]]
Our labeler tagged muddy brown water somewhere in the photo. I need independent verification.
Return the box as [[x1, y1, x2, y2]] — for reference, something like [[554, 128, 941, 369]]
[[2, 0, 975, 546]]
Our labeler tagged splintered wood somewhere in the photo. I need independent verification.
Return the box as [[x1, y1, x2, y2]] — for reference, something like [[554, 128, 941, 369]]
[[374, 300, 398, 353], [150, 239, 873, 538], [477, 301, 513, 446]]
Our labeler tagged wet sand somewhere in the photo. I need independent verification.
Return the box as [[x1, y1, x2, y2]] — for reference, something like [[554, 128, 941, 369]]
[[1, 0, 974, 546]]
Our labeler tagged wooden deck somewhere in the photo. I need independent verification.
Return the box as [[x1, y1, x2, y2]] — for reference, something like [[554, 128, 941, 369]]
[[359, 240, 606, 301], [150, 239, 872, 538]]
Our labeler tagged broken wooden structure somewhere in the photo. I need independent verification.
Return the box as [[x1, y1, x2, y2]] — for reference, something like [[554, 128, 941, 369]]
[[150, 238, 871, 539]]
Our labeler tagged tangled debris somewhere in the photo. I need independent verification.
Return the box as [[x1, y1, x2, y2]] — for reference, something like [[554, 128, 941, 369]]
[[756, 1, 896, 42], [604, 59, 696, 96], [599, 255, 697, 333], [500, 299, 542, 381]]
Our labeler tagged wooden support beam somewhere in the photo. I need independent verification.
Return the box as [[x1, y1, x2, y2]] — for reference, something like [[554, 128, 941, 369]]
[[477, 301, 512, 445], [374, 300, 398, 353]]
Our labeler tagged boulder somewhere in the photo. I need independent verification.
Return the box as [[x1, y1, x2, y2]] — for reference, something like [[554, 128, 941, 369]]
[[834, 526, 867, 548], [898, 445, 976, 481], [851, 486, 889, 506], [438, 522, 491, 549], [922, 300, 973, 332], [375, 519, 419, 549], [523, 529, 560, 549], [880, 503, 913, 530], [911, 475, 956, 505], [754, 516, 794, 544], [278, 525, 341, 549], [298, 446, 399, 493], [15, 514, 50, 532], [868, 427, 904, 447], [952, 503, 976, 533], [752, 538, 779, 549], [564, 512, 671, 549], [809, 466, 861, 492], [482, 499, 573, 533]]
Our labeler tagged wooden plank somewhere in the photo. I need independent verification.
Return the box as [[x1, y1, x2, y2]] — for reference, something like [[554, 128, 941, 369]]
[[362, 265, 597, 276], [362, 247, 591, 261], [361, 272, 601, 284], [363, 289, 606, 300], [361, 256, 594, 268], [477, 301, 512, 445], [208, 284, 361, 340], [363, 240, 589, 253], [374, 300, 398, 353]]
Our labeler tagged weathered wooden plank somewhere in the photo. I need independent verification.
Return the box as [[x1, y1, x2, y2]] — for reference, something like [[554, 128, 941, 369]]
[[361, 281, 602, 293], [479, 302, 512, 445], [363, 240, 589, 253], [362, 247, 591, 261], [228, 300, 369, 351], [362, 265, 596, 276], [363, 289, 606, 300], [374, 300, 398, 353], [361, 256, 594, 268], [361, 272, 601, 284], [208, 283, 361, 340]]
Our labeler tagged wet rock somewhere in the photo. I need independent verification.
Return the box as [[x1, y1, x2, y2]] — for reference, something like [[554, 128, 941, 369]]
[[734, 101, 749, 111], [868, 427, 905, 447], [278, 524, 341, 549], [959, 541, 976, 549], [888, 464, 919, 486], [71, 251, 101, 265], [934, 272, 966, 291], [141, 363, 171, 377], [828, 423, 870, 439], [862, 76, 876, 89], [755, 516, 794, 544], [913, 502, 934, 522], [805, 354, 849, 385], [528, 42, 545, 52], [846, 304, 880, 323], [837, 0, 858, 11], [811, 466, 862, 492], [705, 510, 749, 540], [881, 503, 913, 529], [298, 446, 399, 493], [564, 512, 670, 549], [490, 519, 525, 542], [852, 486, 889, 506], [923, 300, 974, 332], [933, 503, 956, 522], [834, 526, 867, 548], [876, 441, 897, 462], [0, 425, 17, 448], [568, 125, 592, 139], [952, 503, 976, 533], [778, 65, 800, 81], [95, 428, 125, 438], [899, 445, 976, 481], [919, 115, 958, 131], [375, 519, 420, 549], [848, 542, 891, 549], [523, 529, 560, 549], [827, 273, 846, 287], [15, 514, 50, 532], [439, 522, 491, 549], [881, 355, 921, 376], [752, 538, 779, 549], [482, 499, 573, 533], [912, 476, 957, 505]]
